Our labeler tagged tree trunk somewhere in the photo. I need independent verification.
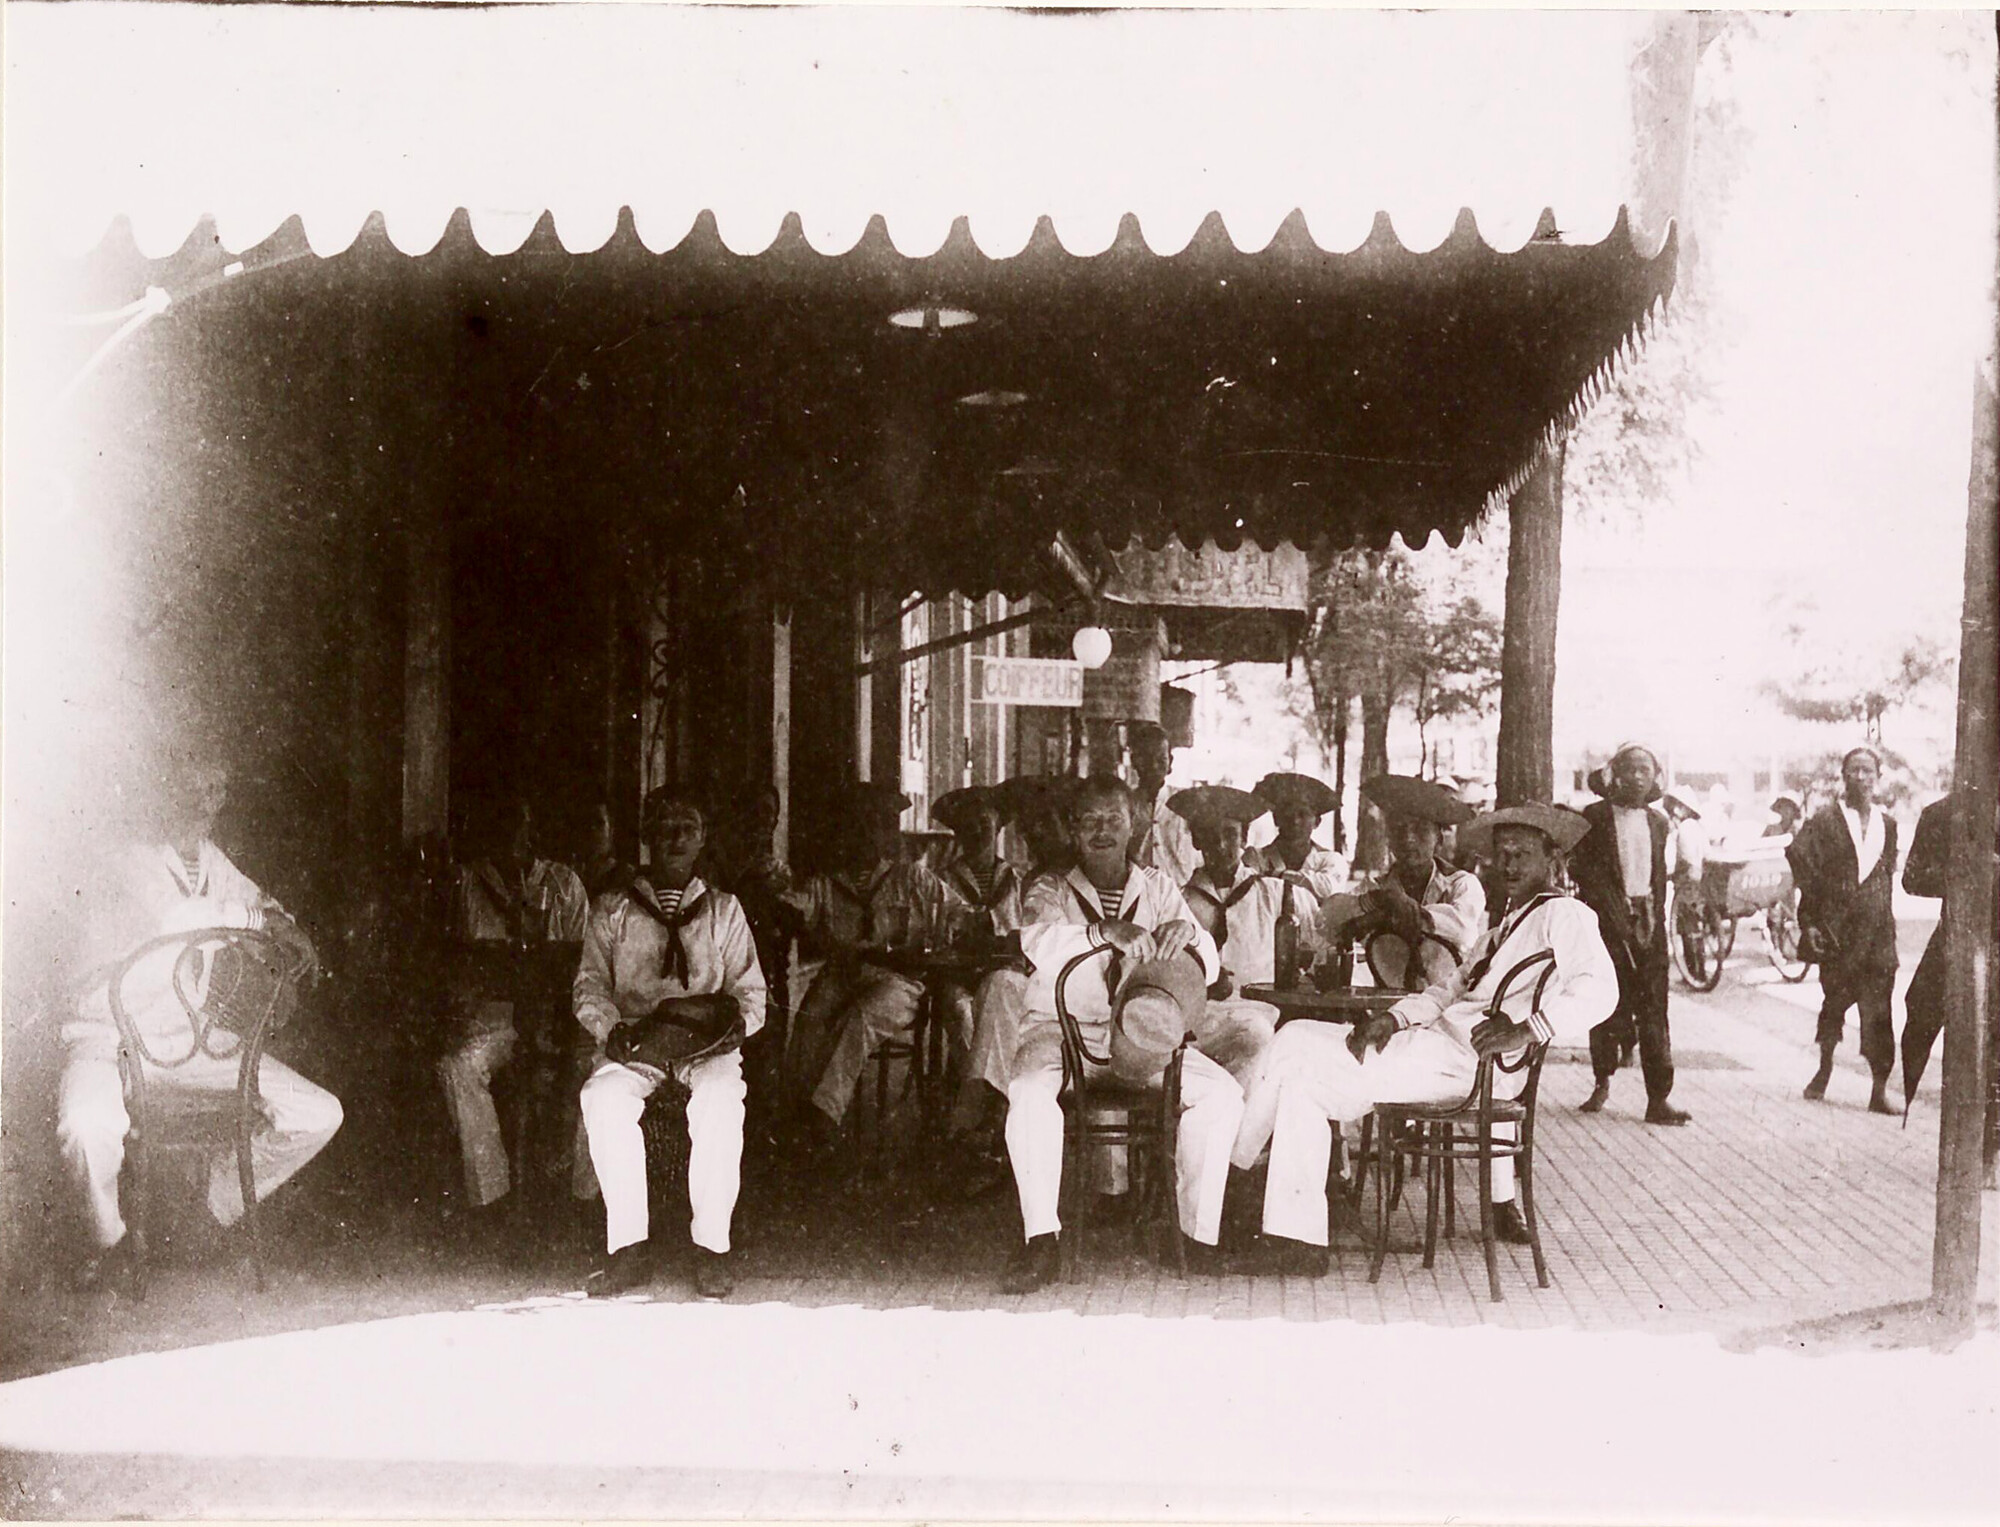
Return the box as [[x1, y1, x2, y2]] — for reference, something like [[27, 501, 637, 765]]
[[1355, 685, 1391, 873], [1336, 683, 1352, 851], [1497, 441, 1566, 807]]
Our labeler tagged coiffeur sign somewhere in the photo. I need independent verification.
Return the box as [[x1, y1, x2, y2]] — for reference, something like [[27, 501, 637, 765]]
[[973, 656, 1084, 708]]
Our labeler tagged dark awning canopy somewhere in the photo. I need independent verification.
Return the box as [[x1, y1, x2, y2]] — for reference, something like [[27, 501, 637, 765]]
[[66, 202, 1675, 602]]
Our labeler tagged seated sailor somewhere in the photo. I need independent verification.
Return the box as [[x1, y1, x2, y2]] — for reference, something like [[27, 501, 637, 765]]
[[782, 784, 962, 1151], [1320, 774, 1485, 992], [439, 794, 589, 1223], [931, 785, 1034, 1143], [1243, 772, 1350, 901], [1233, 804, 1615, 1275], [1170, 783, 1306, 1087], [59, 752, 341, 1291], [998, 774, 1230, 1293], [574, 785, 766, 1299]]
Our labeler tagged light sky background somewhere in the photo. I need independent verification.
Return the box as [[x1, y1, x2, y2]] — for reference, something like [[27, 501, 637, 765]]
[[1189, 11, 1995, 794]]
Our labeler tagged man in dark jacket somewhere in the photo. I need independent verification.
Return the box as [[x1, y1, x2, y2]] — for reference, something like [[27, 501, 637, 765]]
[[1789, 747, 1901, 1113], [1569, 742, 1690, 1125]]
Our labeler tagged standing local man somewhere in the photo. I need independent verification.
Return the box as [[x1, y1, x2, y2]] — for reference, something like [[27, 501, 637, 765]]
[[1245, 772, 1351, 900], [1321, 775, 1486, 991], [1127, 721, 1199, 892], [1569, 743, 1691, 1126], [1788, 747, 1901, 1114], [999, 775, 1224, 1291], [59, 752, 343, 1291], [438, 796, 590, 1226], [1232, 805, 1615, 1273], [574, 786, 766, 1298]]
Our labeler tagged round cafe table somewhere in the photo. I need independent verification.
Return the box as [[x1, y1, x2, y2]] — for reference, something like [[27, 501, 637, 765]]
[[1239, 983, 1407, 1028]]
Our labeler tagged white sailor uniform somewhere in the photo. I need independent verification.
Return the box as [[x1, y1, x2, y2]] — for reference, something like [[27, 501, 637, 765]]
[[58, 842, 344, 1249], [1234, 890, 1615, 1248], [1006, 866, 1246, 1246], [574, 876, 766, 1255]]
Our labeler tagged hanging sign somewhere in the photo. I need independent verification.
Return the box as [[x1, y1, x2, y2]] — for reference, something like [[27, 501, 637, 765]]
[[972, 656, 1084, 708]]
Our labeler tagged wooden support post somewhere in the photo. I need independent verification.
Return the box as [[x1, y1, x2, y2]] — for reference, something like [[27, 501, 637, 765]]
[[401, 500, 450, 842], [772, 605, 792, 864], [1931, 103, 2000, 1322], [1496, 440, 1566, 807]]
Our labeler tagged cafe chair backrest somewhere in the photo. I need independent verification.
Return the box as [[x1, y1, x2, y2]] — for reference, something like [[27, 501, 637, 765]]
[[106, 925, 308, 1073], [1362, 927, 1465, 993]]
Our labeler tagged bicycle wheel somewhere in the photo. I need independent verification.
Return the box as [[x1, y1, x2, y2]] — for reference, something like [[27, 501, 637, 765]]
[[1686, 912, 1725, 992], [1716, 914, 1738, 962], [1671, 896, 1724, 992], [1765, 898, 1812, 983]]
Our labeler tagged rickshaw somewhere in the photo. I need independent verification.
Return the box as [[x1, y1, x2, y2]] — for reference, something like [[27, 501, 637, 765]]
[[1669, 839, 1813, 990]]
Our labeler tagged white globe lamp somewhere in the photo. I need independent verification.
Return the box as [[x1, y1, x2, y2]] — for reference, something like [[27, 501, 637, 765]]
[[1072, 625, 1113, 669]]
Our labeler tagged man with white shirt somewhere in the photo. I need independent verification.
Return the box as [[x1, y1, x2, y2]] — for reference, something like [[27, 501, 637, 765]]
[[1232, 805, 1615, 1275], [1127, 722, 1200, 891], [1323, 775, 1486, 991], [1569, 743, 1690, 1125], [1787, 747, 1901, 1113], [59, 756, 342, 1291], [999, 774, 1224, 1291], [574, 786, 766, 1298]]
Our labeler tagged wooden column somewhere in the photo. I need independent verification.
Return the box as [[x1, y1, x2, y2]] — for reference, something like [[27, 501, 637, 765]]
[[402, 498, 450, 842], [772, 604, 792, 864], [1496, 440, 1566, 807], [1931, 87, 2000, 1321]]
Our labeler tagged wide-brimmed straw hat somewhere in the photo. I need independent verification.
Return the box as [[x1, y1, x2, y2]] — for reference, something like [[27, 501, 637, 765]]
[[1459, 803, 1592, 856], [933, 785, 1006, 834], [1167, 784, 1268, 831], [1252, 772, 1339, 818], [848, 782, 911, 818], [993, 775, 1070, 820], [1360, 774, 1475, 827]]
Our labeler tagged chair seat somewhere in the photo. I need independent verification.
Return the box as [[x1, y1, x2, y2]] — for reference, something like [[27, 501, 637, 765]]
[[1383, 1097, 1528, 1125], [1066, 1078, 1160, 1112], [140, 1090, 266, 1146]]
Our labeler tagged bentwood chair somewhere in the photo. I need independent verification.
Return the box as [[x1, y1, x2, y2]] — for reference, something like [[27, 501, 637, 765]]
[[1366, 949, 1557, 1303], [106, 925, 311, 1296], [1344, 927, 1466, 1209], [1362, 926, 1465, 993], [1051, 944, 1189, 1280]]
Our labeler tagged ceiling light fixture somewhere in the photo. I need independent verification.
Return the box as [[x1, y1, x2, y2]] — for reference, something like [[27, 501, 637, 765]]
[[887, 303, 978, 334], [956, 389, 1028, 408]]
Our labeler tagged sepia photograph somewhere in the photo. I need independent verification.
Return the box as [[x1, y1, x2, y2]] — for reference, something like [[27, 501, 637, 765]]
[[1, 3, 1995, 1520]]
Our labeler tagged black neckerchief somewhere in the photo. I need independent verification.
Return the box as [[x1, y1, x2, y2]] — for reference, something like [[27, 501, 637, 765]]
[[628, 877, 708, 986], [1464, 890, 1564, 990], [1185, 870, 1263, 952], [1070, 866, 1138, 990], [829, 863, 901, 942]]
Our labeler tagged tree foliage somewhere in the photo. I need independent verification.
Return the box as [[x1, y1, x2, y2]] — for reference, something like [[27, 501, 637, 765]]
[[1300, 547, 1506, 862], [1761, 632, 1954, 747]]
